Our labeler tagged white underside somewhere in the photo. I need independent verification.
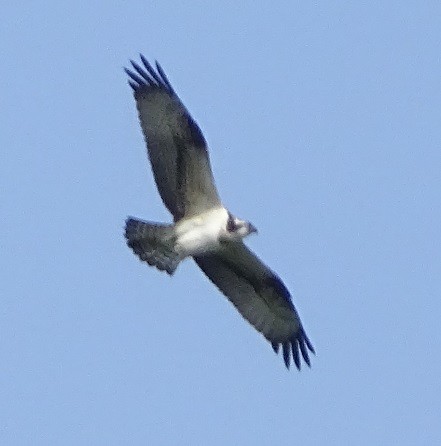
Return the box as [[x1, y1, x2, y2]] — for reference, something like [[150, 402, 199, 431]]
[[174, 207, 229, 257]]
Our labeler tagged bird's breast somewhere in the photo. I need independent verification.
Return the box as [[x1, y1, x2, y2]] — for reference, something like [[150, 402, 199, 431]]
[[174, 207, 228, 256]]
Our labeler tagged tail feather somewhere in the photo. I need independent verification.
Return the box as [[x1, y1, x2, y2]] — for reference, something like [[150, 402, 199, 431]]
[[125, 217, 181, 275]]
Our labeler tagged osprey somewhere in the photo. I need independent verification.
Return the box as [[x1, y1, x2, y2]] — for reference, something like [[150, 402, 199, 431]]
[[124, 55, 315, 369]]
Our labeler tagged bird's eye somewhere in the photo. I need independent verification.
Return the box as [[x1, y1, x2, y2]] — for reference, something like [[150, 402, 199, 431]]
[[227, 214, 236, 232]]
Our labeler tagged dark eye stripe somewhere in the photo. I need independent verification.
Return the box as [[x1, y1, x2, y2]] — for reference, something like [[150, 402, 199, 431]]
[[227, 212, 236, 232]]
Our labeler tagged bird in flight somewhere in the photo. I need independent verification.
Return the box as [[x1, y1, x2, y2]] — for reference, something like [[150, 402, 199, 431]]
[[124, 55, 315, 369]]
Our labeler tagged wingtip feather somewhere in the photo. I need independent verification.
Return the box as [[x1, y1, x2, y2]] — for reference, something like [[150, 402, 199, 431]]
[[271, 329, 315, 370], [282, 343, 290, 369], [130, 60, 151, 84], [128, 80, 137, 91], [125, 54, 174, 93], [125, 67, 144, 87], [291, 341, 301, 370], [304, 334, 316, 355], [298, 339, 311, 368]]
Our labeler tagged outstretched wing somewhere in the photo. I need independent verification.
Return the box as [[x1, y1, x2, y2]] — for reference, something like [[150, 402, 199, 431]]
[[125, 55, 221, 221], [194, 242, 315, 370]]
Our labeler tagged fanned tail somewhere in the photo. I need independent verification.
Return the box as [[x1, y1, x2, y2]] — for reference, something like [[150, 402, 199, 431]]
[[125, 217, 181, 275]]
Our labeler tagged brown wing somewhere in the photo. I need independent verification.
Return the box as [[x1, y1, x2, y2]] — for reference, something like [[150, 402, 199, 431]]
[[126, 55, 221, 221], [194, 242, 314, 370]]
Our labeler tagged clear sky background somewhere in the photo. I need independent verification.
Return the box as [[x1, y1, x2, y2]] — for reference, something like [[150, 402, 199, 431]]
[[1, 2, 440, 445]]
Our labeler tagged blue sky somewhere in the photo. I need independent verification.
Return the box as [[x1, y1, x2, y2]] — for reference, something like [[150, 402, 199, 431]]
[[1, 1, 440, 444]]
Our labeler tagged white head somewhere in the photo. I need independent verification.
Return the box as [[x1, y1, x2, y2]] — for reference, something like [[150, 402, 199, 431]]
[[223, 212, 257, 240]]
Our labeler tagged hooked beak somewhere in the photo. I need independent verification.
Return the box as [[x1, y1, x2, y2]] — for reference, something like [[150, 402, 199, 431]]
[[248, 222, 258, 234]]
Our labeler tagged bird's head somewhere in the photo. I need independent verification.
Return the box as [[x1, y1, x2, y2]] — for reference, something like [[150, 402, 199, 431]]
[[224, 212, 258, 240]]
